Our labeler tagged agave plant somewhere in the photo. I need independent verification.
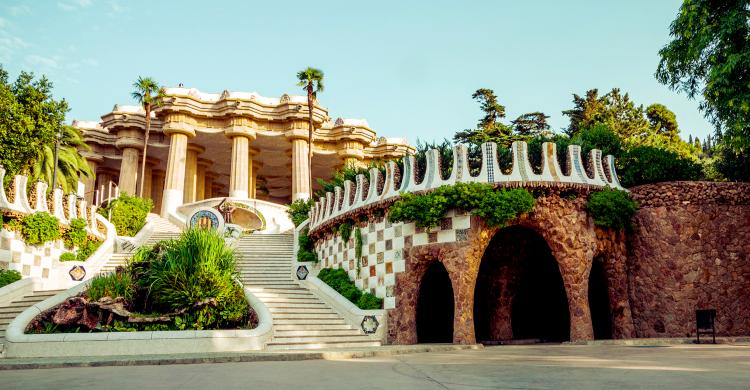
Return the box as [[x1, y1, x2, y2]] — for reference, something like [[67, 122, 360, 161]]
[[27, 125, 93, 193]]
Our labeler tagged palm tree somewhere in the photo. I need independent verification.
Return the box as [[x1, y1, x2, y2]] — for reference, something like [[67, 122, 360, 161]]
[[296, 67, 324, 198], [28, 125, 93, 193], [131, 76, 163, 198]]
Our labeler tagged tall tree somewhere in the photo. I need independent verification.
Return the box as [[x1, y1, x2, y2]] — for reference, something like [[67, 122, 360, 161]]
[[472, 88, 506, 130], [296, 67, 325, 198], [646, 103, 679, 136], [0, 67, 68, 179], [562, 88, 648, 138], [656, 0, 750, 151], [512, 112, 550, 136], [454, 88, 514, 147], [131, 76, 162, 198]]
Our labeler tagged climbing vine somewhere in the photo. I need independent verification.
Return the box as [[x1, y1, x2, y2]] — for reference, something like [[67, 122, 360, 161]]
[[338, 221, 353, 242], [586, 188, 638, 229], [388, 182, 535, 228], [354, 227, 363, 275], [296, 228, 318, 262]]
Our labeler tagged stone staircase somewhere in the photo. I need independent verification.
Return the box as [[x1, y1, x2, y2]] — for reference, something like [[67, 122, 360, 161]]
[[99, 215, 182, 275], [0, 289, 65, 355], [236, 234, 381, 350]]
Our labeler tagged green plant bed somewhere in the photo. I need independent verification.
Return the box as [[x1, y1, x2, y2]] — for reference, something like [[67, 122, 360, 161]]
[[27, 228, 257, 333], [388, 182, 535, 229], [20, 212, 60, 246], [0, 269, 22, 288], [317, 268, 383, 310]]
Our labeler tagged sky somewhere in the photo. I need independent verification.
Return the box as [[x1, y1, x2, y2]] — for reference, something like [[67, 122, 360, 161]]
[[0, 0, 713, 144]]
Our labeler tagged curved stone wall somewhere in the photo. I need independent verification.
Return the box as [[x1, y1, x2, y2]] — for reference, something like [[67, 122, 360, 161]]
[[628, 181, 750, 338]]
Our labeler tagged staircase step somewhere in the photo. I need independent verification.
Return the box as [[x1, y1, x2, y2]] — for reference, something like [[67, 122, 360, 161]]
[[267, 307, 336, 314], [266, 341, 381, 350], [270, 335, 373, 343], [273, 319, 350, 326], [271, 313, 341, 319], [274, 324, 356, 331]]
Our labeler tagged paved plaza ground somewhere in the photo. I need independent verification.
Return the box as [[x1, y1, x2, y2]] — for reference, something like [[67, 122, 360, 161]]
[[3, 344, 750, 389]]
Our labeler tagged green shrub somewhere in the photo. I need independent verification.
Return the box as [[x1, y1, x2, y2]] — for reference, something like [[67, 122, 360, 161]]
[[76, 238, 102, 260], [20, 212, 61, 246], [338, 222, 352, 242], [129, 228, 250, 329], [0, 269, 22, 288], [618, 145, 703, 187], [86, 271, 135, 301], [63, 218, 88, 249], [586, 188, 639, 229], [59, 252, 77, 262], [287, 198, 313, 227], [317, 268, 383, 310], [388, 183, 535, 229], [98, 193, 152, 237], [356, 292, 384, 310], [297, 229, 318, 262]]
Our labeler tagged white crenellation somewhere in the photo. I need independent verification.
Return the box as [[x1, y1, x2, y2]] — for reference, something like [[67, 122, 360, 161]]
[[53, 189, 66, 223], [14, 175, 32, 213], [34, 181, 48, 212], [309, 141, 624, 229], [67, 193, 78, 220]]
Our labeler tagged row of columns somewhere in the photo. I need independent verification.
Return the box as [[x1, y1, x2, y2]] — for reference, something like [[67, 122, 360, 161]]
[[99, 125, 314, 218]]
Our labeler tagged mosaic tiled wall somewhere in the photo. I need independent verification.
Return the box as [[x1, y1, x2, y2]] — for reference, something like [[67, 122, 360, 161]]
[[0, 230, 64, 279], [314, 210, 471, 309]]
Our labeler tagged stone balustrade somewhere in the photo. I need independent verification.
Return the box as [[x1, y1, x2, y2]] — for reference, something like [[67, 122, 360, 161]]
[[0, 167, 104, 239], [309, 141, 623, 231]]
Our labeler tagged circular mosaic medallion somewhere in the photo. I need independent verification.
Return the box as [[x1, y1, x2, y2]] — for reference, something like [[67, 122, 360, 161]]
[[188, 207, 225, 231]]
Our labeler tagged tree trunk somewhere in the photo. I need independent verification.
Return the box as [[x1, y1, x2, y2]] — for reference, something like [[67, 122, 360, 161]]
[[307, 84, 314, 199], [138, 103, 150, 198]]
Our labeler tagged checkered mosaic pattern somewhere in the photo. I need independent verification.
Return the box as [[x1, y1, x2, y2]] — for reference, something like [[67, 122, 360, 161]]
[[0, 230, 63, 279], [315, 210, 471, 309]]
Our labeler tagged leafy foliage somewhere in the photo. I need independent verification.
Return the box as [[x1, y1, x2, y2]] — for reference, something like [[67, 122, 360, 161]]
[[315, 162, 387, 199], [63, 218, 88, 249], [297, 228, 318, 262], [126, 228, 251, 329], [0, 66, 70, 180], [20, 212, 60, 246], [317, 268, 383, 310], [29, 125, 93, 193], [618, 146, 703, 187], [0, 269, 22, 288], [287, 198, 313, 227], [338, 222, 352, 242], [586, 189, 639, 230], [656, 0, 750, 151], [59, 252, 77, 262], [388, 183, 534, 228], [98, 193, 152, 236]]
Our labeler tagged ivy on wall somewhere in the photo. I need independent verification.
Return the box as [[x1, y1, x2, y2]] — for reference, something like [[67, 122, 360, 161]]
[[388, 182, 535, 229], [297, 228, 318, 262]]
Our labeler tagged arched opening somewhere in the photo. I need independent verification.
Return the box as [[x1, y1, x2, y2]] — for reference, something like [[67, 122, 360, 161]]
[[474, 225, 570, 343], [417, 261, 454, 343], [588, 259, 613, 339]]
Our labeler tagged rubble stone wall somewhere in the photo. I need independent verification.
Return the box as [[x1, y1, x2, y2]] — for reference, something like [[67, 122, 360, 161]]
[[628, 181, 750, 337]]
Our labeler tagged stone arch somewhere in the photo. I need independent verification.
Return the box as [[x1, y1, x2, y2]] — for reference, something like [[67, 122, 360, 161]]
[[474, 225, 570, 343], [416, 261, 454, 343], [388, 240, 482, 345]]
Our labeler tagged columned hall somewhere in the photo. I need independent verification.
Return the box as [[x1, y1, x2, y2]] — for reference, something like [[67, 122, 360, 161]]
[[73, 87, 413, 216]]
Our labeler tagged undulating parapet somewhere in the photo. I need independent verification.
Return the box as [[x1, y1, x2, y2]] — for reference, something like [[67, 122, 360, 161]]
[[309, 141, 625, 230]]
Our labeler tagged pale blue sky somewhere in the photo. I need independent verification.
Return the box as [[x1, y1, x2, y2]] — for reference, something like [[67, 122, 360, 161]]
[[0, 0, 713, 143]]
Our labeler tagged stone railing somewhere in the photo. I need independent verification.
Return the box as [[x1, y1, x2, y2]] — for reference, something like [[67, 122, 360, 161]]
[[0, 167, 103, 238], [0, 167, 117, 289], [309, 141, 623, 232]]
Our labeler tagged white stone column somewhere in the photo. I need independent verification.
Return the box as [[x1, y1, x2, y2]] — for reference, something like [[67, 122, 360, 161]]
[[291, 138, 311, 200], [229, 135, 250, 198], [197, 159, 211, 201], [152, 169, 165, 213], [161, 130, 190, 217], [118, 147, 140, 196], [81, 155, 101, 205], [183, 144, 203, 203], [142, 159, 154, 202]]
